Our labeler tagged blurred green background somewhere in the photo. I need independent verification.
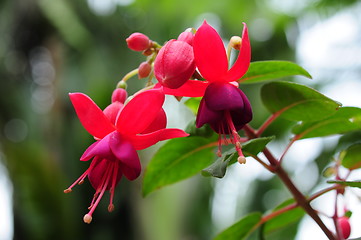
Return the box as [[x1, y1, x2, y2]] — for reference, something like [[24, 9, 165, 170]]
[[0, 0, 360, 239]]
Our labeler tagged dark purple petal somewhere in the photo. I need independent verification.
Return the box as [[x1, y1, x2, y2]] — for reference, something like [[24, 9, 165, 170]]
[[204, 82, 244, 111], [196, 97, 223, 128]]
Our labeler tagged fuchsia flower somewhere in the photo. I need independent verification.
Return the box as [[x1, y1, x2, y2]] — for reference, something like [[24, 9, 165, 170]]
[[161, 21, 252, 161], [64, 88, 188, 223]]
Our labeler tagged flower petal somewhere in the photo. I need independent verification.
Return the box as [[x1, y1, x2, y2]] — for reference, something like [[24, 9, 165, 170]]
[[204, 82, 244, 111], [195, 97, 223, 128], [116, 88, 165, 135], [80, 133, 115, 161], [109, 131, 141, 180], [156, 80, 209, 97], [128, 129, 189, 150], [69, 93, 115, 139], [141, 108, 167, 134], [193, 21, 228, 82], [226, 23, 251, 82], [103, 101, 124, 126]]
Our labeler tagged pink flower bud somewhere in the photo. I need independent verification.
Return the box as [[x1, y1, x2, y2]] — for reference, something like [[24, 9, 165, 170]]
[[126, 33, 151, 51], [338, 217, 351, 239], [111, 88, 127, 103], [154, 40, 196, 89], [138, 61, 152, 79], [177, 30, 194, 45]]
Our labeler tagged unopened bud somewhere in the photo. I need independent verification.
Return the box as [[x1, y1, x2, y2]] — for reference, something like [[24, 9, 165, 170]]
[[116, 80, 127, 89], [230, 36, 242, 50], [177, 29, 194, 45], [83, 214, 93, 224], [126, 33, 151, 52], [138, 62, 152, 79], [338, 217, 351, 239], [154, 40, 196, 89], [111, 88, 127, 103]]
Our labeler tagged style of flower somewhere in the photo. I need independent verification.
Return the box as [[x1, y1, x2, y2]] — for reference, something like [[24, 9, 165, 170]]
[[64, 88, 188, 223], [160, 21, 252, 162]]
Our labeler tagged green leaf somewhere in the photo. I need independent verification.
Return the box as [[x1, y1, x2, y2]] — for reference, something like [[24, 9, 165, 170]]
[[185, 119, 217, 138], [142, 136, 215, 196], [264, 199, 305, 235], [201, 137, 274, 178], [292, 107, 361, 139], [261, 81, 341, 122], [242, 136, 275, 156], [184, 97, 202, 115], [340, 143, 361, 170], [327, 180, 361, 188], [239, 61, 312, 84], [202, 150, 236, 178], [213, 212, 262, 240]]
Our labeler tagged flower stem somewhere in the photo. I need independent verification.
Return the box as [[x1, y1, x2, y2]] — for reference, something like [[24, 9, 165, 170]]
[[243, 124, 336, 240]]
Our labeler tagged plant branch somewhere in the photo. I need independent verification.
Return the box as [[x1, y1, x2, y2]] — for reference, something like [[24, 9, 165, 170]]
[[243, 124, 336, 240]]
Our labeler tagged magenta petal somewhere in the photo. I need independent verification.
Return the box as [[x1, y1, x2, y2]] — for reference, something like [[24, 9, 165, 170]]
[[193, 21, 228, 82], [109, 131, 141, 180], [88, 157, 123, 190], [80, 133, 115, 161], [69, 93, 115, 139], [226, 23, 251, 82], [80, 141, 99, 161], [196, 97, 223, 128], [116, 88, 164, 135], [204, 82, 244, 111], [128, 128, 189, 150], [156, 80, 209, 97]]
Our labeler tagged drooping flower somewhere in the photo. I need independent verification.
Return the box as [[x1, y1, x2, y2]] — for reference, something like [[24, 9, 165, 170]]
[[64, 88, 188, 223], [159, 21, 252, 161]]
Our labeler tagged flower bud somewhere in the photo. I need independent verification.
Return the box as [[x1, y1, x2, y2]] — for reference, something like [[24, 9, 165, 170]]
[[338, 217, 351, 239], [177, 29, 194, 45], [154, 40, 196, 89], [111, 88, 127, 103], [138, 61, 152, 79], [126, 33, 151, 51]]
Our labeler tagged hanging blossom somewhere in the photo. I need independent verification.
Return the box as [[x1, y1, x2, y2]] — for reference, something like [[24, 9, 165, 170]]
[[158, 21, 252, 163], [64, 88, 188, 223]]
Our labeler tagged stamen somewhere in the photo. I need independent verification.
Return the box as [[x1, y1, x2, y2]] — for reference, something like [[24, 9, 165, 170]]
[[84, 161, 113, 223], [108, 162, 119, 212], [225, 111, 246, 163], [83, 214, 92, 224]]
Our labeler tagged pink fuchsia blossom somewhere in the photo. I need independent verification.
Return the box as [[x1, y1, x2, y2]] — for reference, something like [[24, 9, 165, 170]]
[[64, 88, 188, 223], [154, 39, 196, 89], [160, 21, 252, 161]]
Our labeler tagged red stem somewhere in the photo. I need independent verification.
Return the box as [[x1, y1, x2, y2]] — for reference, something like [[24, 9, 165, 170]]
[[243, 124, 336, 240]]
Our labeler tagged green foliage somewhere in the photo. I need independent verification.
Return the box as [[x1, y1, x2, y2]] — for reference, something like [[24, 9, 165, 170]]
[[184, 97, 202, 115], [340, 143, 361, 170], [142, 137, 216, 196], [261, 81, 341, 122], [292, 107, 361, 139], [202, 136, 274, 178], [240, 61, 312, 84], [263, 199, 305, 235], [327, 180, 361, 188], [213, 212, 262, 240]]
